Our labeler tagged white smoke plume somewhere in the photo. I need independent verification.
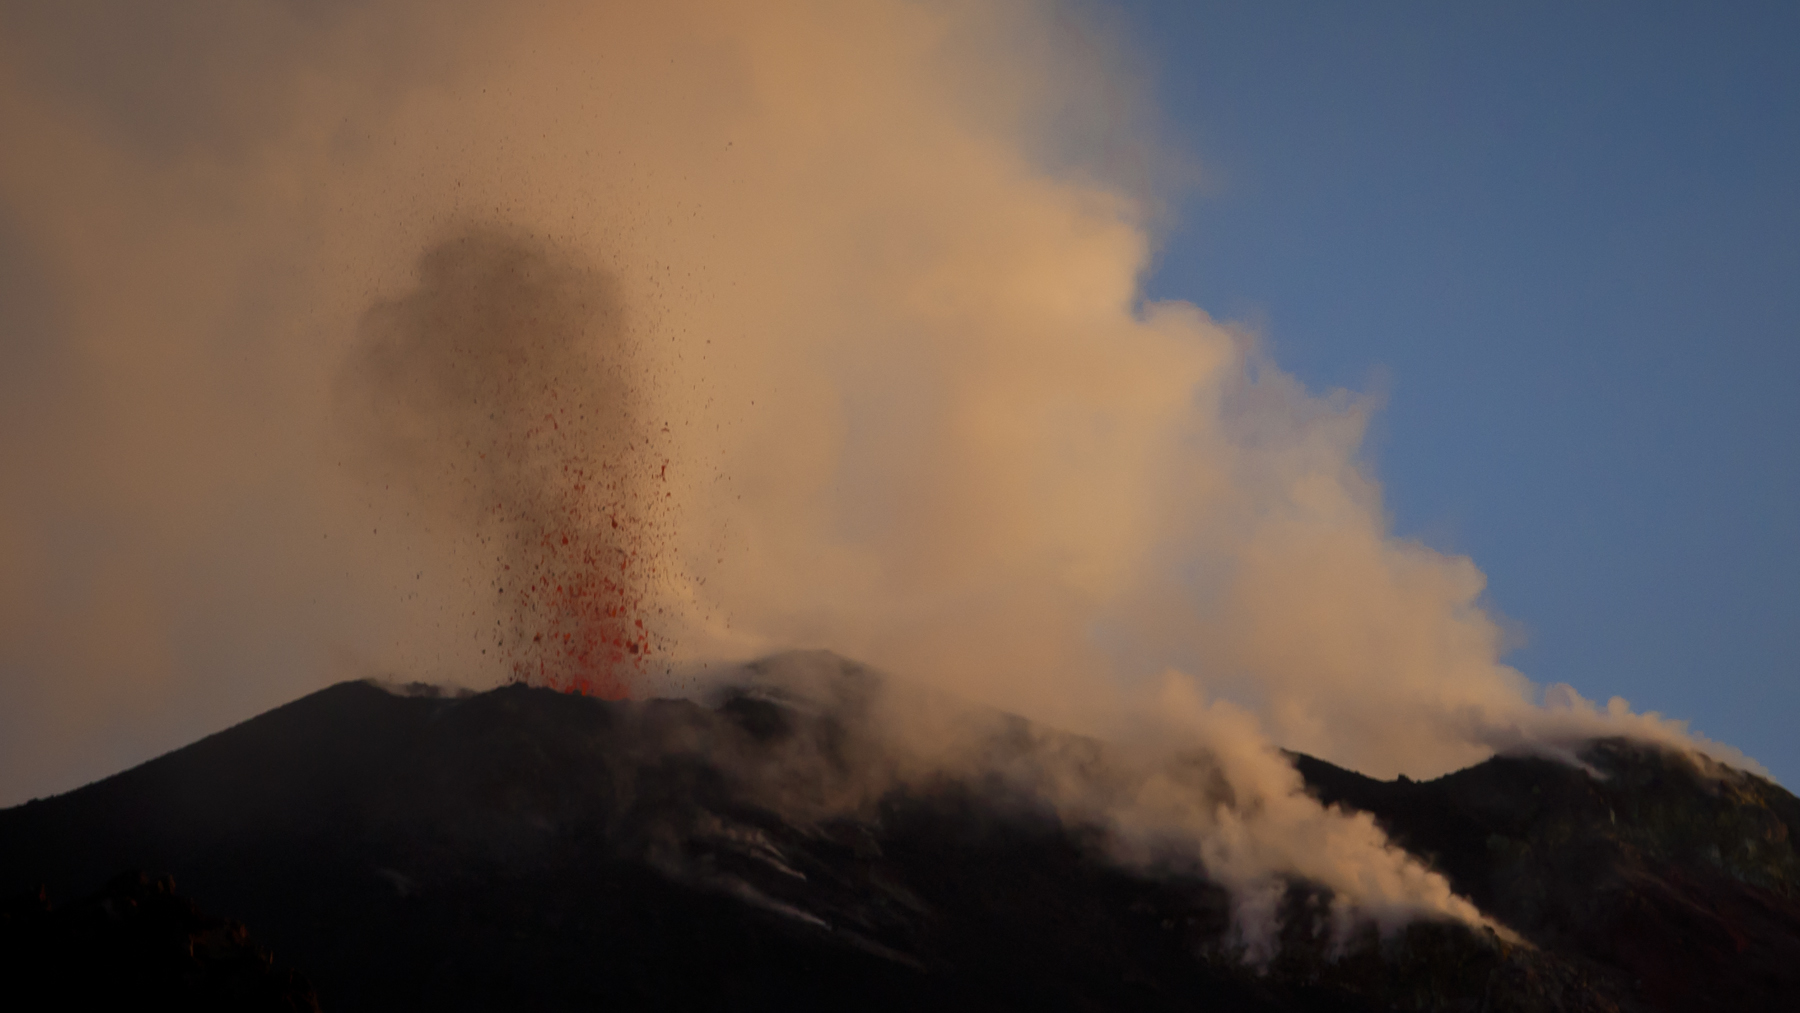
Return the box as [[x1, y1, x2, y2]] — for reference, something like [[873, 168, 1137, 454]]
[[0, 0, 1757, 950]]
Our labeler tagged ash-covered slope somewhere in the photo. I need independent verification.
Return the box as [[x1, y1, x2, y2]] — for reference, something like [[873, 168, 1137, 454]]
[[1293, 741, 1800, 1012], [1, 654, 1789, 1011]]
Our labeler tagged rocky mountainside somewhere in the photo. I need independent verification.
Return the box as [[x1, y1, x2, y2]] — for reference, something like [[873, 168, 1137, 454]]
[[0, 869, 320, 1011], [1293, 740, 1800, 1011], [3, 656, 1796, 1011]]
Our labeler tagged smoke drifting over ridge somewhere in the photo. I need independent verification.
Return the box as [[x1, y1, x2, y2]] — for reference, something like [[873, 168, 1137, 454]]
[[0, 0, 1758, 945]]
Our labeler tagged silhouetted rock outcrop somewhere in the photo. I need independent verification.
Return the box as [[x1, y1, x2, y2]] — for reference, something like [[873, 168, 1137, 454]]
[[0, 869, 319, 1011]]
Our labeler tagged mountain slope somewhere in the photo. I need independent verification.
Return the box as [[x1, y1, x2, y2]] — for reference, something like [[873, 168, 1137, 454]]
[[3, 659, 1790, 1010], [1293, 741, 1800, 1012]]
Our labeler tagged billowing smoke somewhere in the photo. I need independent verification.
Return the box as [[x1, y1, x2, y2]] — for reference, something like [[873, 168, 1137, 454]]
[[339, 229, 669, 695], [0, 0, 1756, 952]]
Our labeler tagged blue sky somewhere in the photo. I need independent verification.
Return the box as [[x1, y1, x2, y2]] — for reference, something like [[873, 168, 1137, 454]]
[[1115, 2, 1800, 783]]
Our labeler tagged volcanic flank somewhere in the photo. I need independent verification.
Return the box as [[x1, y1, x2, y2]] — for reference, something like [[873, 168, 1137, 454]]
[[4, 653, 1798, 1012]]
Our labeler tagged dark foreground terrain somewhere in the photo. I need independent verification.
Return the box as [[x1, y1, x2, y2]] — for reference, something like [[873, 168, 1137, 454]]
[[3, 655, 1797, 1011]]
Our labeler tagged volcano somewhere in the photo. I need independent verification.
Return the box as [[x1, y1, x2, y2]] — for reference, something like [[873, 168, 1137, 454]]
[[3, 654, 1797, 1012]]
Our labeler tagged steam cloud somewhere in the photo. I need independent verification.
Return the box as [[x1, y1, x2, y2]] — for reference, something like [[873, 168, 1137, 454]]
[[0, 0, 1758, 950]]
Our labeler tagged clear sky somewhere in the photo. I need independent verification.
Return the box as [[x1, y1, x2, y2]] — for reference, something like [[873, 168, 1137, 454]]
[[1117, 1, 1800, 784]]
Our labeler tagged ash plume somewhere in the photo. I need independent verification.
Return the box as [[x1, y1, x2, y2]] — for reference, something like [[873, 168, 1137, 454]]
[[0, 0, 1763, 958], [338, 229, 667, 696]]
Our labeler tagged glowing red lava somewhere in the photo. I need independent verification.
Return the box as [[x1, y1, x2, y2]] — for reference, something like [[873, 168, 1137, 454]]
[[488, 392, 665, 700], [351, 230, 668, 699]]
